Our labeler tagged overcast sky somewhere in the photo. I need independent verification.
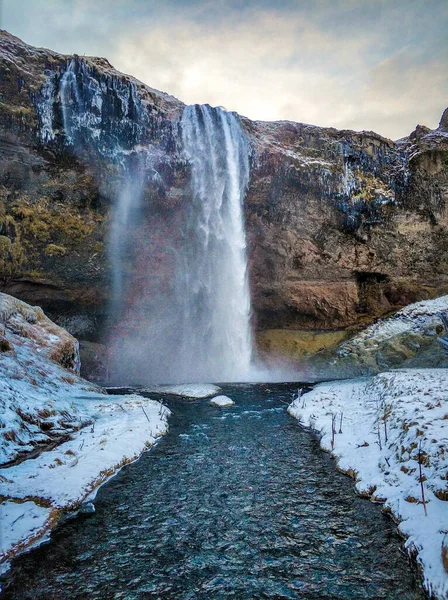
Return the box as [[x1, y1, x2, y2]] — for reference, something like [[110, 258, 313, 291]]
[[2, 0, 447, 139]]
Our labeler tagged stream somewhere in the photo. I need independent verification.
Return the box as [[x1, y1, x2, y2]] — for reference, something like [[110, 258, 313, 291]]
[[2, 383, 426, 599]]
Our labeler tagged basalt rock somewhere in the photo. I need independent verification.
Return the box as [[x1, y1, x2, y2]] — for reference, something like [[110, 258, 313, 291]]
[[1, 30, 448, 352]]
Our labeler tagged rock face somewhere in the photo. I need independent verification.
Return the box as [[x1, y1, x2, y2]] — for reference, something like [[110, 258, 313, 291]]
[[0, 31, 184, 339], [0, 291, 80, 374], [245, 118, 448, 332], [0, 291, 87, 464], [303, 295, 448, 380], [1, 30, 448, 354]]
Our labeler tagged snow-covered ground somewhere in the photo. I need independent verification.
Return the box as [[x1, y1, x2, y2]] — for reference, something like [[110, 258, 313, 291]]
[[1, 394, 169, 572], [289, 369, 448, 599], [0, 293, 170, 573]]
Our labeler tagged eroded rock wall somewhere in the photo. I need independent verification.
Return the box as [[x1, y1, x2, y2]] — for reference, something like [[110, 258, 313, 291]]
[[245, 118, 448, 332], [0, 31, 186, 334], [1, 30, 448, 349]]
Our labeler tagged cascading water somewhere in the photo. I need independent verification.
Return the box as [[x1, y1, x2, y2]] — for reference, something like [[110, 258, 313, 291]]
[[59, 60, 84, 145], [107, 157, 147, 317], [44, 60, 255, 383], [178, 104, 253, 381], [106, 104, 255, 384], [59, 59, 148, 318], [111, 105, 255, 383]]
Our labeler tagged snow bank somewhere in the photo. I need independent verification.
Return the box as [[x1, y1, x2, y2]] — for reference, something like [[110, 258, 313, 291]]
[[143, 383, 221, 398], [209, 395, 235, 406], [0, 293, 170, 571], [0, 293, 89, 465], [303, 294, 448, 380], [0, 502, 50, 559], [1, 393, 169, 573], [288, 369, 448, 599]]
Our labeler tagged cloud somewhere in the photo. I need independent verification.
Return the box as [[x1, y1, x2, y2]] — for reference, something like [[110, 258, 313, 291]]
[[338, 40, 448, 136], [2, 0, 447, 138], [112, 8, 447, 138], [113, 12, 374, 119]]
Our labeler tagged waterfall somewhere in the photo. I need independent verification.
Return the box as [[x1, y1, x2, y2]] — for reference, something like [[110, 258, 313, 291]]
[[52, 61, 254, 383], [60, 60, 83, 145], [107, 157, 147, 316], [178, 104, 253, 381], [59, 59, 147, 318]]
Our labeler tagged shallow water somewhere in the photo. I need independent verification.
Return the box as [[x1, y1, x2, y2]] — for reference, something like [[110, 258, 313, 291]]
[[2, 384, 426, 599]]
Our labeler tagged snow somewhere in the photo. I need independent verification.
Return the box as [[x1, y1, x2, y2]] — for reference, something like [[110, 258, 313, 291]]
[[142, 383, 221, 398], [399, 296, 448, 318], [0, 502, 50, 564], [1, 395, 170, 508], [0, 293, 170, 572], [288, 368, 448, 599], [209, 395, 235, 406], [338, 295, 448, 357]]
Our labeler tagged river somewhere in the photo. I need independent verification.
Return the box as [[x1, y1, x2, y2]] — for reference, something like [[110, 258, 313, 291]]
[[1, 383, 425, 599]]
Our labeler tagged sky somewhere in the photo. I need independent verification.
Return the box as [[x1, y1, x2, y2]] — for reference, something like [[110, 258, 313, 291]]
[[1, 0, 447, 139]]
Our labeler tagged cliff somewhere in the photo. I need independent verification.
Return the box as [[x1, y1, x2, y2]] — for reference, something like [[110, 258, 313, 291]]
[[246, 118, 448, 332], [1, 30, 447, 358]]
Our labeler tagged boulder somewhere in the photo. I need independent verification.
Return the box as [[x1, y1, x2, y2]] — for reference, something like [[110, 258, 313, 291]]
[[0, 292, 80, 373]]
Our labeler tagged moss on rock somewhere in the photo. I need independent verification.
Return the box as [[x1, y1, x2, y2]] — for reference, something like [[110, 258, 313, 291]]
[[256, 328, 348, 360], [45, 244, 66, 257]]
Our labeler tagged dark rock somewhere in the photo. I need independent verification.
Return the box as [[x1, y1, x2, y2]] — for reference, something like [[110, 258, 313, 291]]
[[439, 108, 448, 132]]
